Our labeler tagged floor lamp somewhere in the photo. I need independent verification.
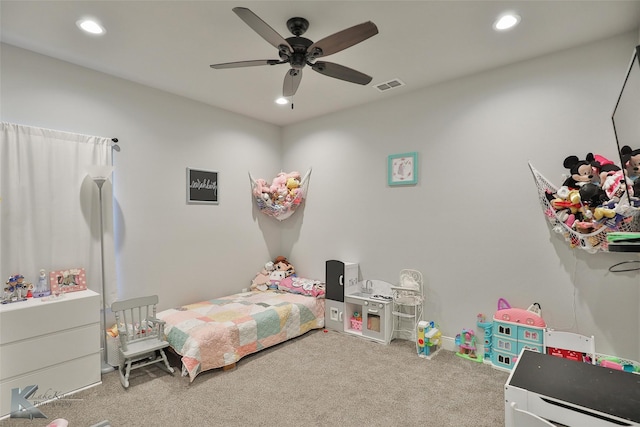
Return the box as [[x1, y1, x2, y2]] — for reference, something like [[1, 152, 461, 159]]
[[88, 165, 115, 374]]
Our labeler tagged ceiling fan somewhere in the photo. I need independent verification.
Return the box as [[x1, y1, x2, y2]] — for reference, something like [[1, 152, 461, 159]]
[[210, 7, 379, 97]]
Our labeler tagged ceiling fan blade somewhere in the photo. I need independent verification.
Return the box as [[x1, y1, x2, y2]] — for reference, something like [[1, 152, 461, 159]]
[[311, 61, 372, 85], [210, 60, 282, 69], [233, 7, 292, 53], [283, 69, 303, 97], [307, 21, 378, 59]]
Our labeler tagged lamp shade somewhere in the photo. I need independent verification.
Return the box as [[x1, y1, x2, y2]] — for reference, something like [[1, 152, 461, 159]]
[[87, 165, 114, 182]]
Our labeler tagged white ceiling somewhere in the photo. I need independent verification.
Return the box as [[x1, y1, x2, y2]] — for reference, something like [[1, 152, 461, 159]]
[[2, 1, 640, 126]]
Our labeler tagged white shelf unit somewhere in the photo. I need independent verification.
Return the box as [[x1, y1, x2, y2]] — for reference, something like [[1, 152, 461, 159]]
[[0, 290, 102, 419]]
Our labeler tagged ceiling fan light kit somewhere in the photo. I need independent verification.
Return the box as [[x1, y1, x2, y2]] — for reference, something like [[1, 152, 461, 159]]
[[210, 7, 379, 99]]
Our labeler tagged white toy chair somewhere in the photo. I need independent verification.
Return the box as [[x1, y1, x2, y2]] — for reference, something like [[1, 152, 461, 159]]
[[544, 330, 596, 364], [111, 295, 175, 388]]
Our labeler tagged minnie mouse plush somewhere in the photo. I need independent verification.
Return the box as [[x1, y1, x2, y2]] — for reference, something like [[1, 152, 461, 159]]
[[585, 153, 620, 186]]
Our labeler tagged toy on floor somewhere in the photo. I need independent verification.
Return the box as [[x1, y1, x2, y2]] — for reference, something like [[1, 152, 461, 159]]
[[490, 298, 545, 370], [455, 328, 482, 362], [476, 313, 493, 361], [597, 355, 640, 373], [417, 320, 441, 358], [46, 419, 69, 427]]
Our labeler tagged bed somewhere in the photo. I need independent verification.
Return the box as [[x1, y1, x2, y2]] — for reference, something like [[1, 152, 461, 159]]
[[156, 288, 325, 381]]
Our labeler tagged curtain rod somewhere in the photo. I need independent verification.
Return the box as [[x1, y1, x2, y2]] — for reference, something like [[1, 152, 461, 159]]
[[112, 137, 121, 152]]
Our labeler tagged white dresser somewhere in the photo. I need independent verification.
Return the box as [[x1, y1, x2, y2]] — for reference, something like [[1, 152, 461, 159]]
[[0, 290, 102, 418]]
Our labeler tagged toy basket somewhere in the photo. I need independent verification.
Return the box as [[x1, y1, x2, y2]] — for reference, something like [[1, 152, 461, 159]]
[[529, 162, 640, 253], [106, 334, 122, 366], [350, 318, 362, 331], [249, 169, 311, 221]]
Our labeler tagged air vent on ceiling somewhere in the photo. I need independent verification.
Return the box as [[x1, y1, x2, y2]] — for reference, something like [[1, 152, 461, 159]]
[[374, 78, 405, 93]]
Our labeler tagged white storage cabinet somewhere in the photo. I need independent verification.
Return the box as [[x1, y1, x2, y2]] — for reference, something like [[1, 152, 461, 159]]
[[0, 290, 101, 418]]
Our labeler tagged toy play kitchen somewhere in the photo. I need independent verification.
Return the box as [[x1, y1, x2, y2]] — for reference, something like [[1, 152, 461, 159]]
[[344, 279, 394, 345], [324, 260, 394, 344]]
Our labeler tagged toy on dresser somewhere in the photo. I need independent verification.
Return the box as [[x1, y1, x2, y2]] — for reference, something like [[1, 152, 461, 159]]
[[33, 268, 51, 298], [2, 274, 32, 304]]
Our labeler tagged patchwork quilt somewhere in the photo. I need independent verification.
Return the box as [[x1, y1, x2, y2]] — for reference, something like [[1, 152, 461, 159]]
[[157, 290, 325, 381]]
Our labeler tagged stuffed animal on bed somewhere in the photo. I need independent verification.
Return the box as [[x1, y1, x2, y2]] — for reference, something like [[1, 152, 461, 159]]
[[251, 256, 297, 291], [269, 256, 296, 289], [273, 256, 295, 277], [250, 261, 274, 291]]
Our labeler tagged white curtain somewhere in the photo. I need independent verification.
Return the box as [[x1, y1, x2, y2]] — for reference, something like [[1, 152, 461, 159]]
[[0, 122, 115, 304]]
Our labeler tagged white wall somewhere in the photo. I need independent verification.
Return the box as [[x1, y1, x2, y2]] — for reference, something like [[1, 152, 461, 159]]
[[1, 43, 283, 310], [2, 31, 639, 361], [282, 32, 640, 361]]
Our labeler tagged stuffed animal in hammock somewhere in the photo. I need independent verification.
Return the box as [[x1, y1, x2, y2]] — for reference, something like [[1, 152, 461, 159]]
[[562, 155, 599, 189], [586, 153, 621, 187], [620, 145, 640, 196]]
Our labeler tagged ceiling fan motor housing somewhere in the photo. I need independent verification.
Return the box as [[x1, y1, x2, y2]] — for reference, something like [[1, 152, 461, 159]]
[[286, 36, 313, 69]]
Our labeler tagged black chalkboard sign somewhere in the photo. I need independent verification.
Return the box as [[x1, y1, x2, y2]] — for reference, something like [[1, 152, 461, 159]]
[[187, 168, 218, 204]]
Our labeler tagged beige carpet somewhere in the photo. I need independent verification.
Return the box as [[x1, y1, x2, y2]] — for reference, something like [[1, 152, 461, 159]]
[[1, 329, 509, 427]]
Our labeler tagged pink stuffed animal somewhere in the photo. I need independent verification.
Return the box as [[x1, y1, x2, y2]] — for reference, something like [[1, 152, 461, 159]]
[[252, 178, 269, 197], [269, 173, 286, 194], [270, 171, 301, 194], [251, 261, 274, 291]]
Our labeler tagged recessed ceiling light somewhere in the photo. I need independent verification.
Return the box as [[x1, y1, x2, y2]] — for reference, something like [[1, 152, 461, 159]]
[[494, 13, 520, 31], [76, 19, 105, 35], [275, 97, 289, 105]]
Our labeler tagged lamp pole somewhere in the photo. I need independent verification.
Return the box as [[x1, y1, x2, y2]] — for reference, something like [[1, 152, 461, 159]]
[[94, 177, 115, 374]]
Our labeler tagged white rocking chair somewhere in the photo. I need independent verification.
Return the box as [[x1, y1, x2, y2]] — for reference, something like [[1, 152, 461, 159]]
[[111, 295, 175, 388]]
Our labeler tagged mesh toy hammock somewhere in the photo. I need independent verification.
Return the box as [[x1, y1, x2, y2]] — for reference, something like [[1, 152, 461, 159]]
[[529, 162, 640, 253], [249, 169, 311, 221]]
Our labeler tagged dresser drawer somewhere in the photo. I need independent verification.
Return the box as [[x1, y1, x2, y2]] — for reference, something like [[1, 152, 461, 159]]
[[0, 353, 101, 418], [0, 290, 99, 345], [1, 323, 100, 379], [0, 290, 101, 418]]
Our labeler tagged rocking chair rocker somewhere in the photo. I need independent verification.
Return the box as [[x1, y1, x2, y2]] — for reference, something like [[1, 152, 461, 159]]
[[111, 295, 174, 388]]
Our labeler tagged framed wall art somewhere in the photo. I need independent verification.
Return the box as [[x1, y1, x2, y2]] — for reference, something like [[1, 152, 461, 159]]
[[187, 168, 218, 204], [388, 152, 418, 186], [49, 268, 87, 294]]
